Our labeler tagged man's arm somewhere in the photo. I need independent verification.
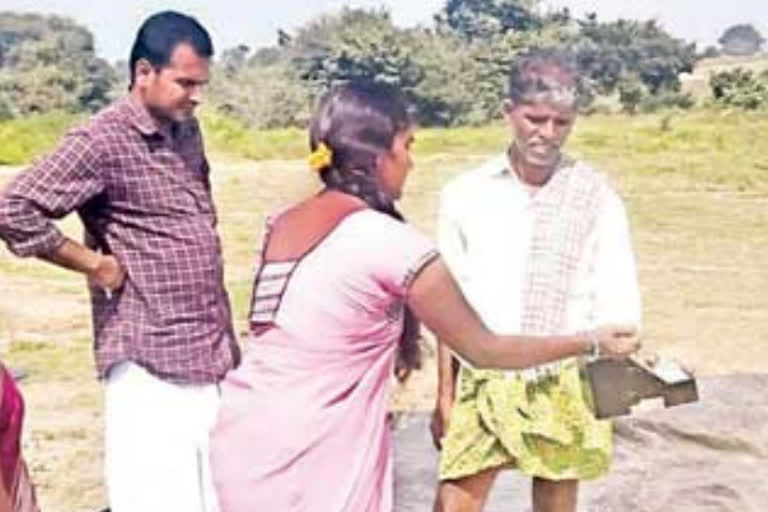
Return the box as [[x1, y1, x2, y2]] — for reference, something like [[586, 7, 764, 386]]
[[435, 185, 470, 394], [45, 239, 125, 292], [430, 186, 467, 448], [433, 339, 460, 447], [0, 130, 124, 290]]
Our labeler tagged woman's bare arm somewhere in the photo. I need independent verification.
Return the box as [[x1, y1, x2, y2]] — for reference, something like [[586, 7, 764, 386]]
[[408, 258, 639, 369]]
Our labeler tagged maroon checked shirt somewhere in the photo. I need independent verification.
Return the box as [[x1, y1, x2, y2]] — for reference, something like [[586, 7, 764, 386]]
[[0, 97, 239, 385]]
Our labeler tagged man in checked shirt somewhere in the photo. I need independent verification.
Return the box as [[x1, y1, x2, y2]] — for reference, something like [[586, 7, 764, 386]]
[[0, 11, 238, 512]]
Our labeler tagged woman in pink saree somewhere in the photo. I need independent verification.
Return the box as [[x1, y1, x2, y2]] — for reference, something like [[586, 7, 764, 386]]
[[0, 363, 38, 512], [209, 81, 640, 512]]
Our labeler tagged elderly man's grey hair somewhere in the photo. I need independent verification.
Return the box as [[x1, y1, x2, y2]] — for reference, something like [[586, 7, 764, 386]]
[[507, 48, 581, 107]]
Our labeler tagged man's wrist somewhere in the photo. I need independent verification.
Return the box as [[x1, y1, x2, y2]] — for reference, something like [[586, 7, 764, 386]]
[[84, 250, 103, 276], [49, 238, 102, 276], [583, 330, 600, 358]]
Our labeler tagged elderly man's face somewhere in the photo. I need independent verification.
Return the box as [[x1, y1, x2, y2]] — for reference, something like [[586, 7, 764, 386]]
[[505, 96, 577, 168]]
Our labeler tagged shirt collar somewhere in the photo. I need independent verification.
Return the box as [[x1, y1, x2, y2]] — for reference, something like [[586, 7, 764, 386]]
[[482, 154, 515, 178], [121, 95, 162, 136], [120, 96, 197, 141], [487, 151, 578, 184], [483, 153, 525, 188]]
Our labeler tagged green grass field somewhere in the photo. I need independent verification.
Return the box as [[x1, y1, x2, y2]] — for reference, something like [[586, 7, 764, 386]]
[[1, 110, 767, 510], [3, 107, 768, 190]]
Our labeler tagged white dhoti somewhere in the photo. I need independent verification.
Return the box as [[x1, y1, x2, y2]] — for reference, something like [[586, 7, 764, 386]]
[[104, 361, 220, 512]]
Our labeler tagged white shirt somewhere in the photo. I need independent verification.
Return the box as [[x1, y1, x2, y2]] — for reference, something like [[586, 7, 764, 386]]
[[438, 155, 642, 343]]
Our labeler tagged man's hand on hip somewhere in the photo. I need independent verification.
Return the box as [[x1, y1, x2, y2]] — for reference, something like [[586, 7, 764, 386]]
[[89, 254, 127, 294]]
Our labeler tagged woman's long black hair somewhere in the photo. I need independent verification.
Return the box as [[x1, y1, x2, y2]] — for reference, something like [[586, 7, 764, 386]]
[[309, 81, 421, 381]]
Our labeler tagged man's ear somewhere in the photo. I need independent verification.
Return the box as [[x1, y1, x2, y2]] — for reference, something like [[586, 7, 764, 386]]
[[133, 58, 155, 87]]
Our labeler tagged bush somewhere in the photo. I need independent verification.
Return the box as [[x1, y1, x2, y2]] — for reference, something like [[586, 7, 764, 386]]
[[0, 94, 12, 121], [710, 68, 768, 110], [638, 90, 696, 113], [618, 78, 648, 114], [208, 64, 311, 129]]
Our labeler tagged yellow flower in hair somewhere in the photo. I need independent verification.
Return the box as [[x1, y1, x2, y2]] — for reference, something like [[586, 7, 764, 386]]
[[308, 142, 333, 172]]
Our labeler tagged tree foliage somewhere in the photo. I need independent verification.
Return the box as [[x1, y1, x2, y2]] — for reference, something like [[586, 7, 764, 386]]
[[718, 24, 765, 57], [710, 68, 768, 109], [1, 2, 703, 127], [435, 0, 541, 41], [573, 15, 697, 97], [0, 12, 116, 119]]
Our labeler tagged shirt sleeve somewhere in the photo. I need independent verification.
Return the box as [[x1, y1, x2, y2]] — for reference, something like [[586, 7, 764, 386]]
[[592, 190, 643, 328], [0, 128, 105, 257], [437, 184, 470, 286]]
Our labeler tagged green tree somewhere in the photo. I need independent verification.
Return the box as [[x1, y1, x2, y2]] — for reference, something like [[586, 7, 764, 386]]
[[572, 15, 697, 96], [220, 44, 251, 77], [618, 77, 647, 114], [431, 1, 578, 118], [0, 13, 116, 117], [284, 9, 423, 91], [435, 0, 541, 41], [200, 2, 702, 128], [718, 24, 765, 56], [208, 59, 311, 129], [279, 8, 481, 125]]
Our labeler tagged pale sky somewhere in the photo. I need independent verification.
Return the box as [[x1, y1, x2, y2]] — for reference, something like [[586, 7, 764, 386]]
[[3, 0, 767, 62]]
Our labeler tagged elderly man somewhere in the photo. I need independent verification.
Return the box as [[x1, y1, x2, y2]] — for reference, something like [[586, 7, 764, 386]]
[[431, 49, 642, 512]]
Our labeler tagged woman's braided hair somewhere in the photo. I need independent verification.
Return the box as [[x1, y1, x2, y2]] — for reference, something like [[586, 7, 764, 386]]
[[309, 81, 421, 381]]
